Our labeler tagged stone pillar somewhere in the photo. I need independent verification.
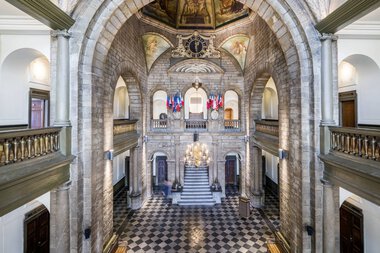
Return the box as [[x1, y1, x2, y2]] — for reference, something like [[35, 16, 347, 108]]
[[52, 30, 71, 156], [211, 141, 218, 185], [320, 33, 337, 154], [50, 181, 71, 252], [251, 145, 264, 207], [53, 30, 71, 127], [175, 138, 180, 186], [321, 179, 336, 253], [129, 146, 141, 209]]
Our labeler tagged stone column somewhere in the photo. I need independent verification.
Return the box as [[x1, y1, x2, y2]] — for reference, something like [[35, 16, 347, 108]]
[[320, 33, 337, 154], [211, 141, 218, 185], [129, 146, 141, 209], [175, 138, 180, 186], [50, 181, 71, 252], [251, 145, 263, 207], [53, 30, 71, 156], [321, 179, 336, 253]]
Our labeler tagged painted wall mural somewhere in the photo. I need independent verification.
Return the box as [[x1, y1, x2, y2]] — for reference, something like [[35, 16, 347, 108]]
[[221, 35, 250, 70], [141, 0, 250, 29], [142, 33, 172, 71], [214, 0, 250, 27]]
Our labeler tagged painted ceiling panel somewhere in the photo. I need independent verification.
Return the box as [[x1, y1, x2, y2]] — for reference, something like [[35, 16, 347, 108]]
[[141, 0, 250, 29]]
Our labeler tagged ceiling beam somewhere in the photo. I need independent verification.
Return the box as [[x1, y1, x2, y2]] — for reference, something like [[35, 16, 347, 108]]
[[5, 0, 75, 30], [316, 0, 380, 34]]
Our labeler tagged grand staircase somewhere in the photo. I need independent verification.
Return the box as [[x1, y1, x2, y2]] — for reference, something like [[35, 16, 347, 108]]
[[178, 166, 215, 206]]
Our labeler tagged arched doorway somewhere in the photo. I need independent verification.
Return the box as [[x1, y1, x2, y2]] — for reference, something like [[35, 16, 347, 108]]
[[152, 152, 168, 194], [24, 205, 50, 253], [225, 153, 240, 195]]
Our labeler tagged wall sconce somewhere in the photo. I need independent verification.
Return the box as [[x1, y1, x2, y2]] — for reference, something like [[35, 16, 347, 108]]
[[278, 149, 288, 160], [105, 149, 114, 161], [192, 78, 202, 90], [306, 225, 314, 236], [244, 135, 250, 143], [143, 135, 148, 143]]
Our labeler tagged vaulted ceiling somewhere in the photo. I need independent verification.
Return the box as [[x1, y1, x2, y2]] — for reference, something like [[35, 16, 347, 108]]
[[141, 0, 251, 30]]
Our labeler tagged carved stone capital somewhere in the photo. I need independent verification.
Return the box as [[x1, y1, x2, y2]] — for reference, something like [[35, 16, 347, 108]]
[[52, 29, 71, 38], [320, 33, 338, 41]]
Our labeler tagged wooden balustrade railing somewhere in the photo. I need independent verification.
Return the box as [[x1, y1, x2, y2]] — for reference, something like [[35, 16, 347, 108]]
[[185, 120, 207, 129], [330, 126, 380, 161], [152, 119, 167, 129], [113, 119, 137, 135], [0, 127, 61, 167], [255, 120, 279, 137], [224, 120, 240, 130]]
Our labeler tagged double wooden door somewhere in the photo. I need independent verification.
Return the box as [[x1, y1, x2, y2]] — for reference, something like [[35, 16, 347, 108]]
[[340, 201, 363, 253], [25, 206, 50, 253], [225, 156, 237, 185]]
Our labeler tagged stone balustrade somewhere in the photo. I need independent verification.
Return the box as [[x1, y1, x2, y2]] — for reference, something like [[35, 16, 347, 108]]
[[255, 120, 279, 137], [0, 127, 61, 167], [113, 119, 138, 135], [330, 126, 380, 161], [224, 120, 240, 130], [151, 119, 167, 129], [185, 120, 207, 130]]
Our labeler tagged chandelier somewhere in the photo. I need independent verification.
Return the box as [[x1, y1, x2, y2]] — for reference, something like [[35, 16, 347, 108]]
[[184, 141, 210, 167]]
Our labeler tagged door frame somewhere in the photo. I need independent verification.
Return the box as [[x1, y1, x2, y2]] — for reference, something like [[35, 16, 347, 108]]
[[29, 88, 50, 128], [339, 91, 357, 127], [225, 155, 237, 186], [340, 200, 364, 253], [24, 205, 50, 253]]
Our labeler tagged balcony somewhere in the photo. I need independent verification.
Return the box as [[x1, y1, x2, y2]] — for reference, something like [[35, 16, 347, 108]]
[[253, 120, 279, 156], [0, 127, 73, 216], [185, 119, 207, 130], [321, 126, 380, 206], [151, 119, 168, 130], [224, 120, 240, 131], [113, 119, 139, 155], [0, 127, 60, 166]]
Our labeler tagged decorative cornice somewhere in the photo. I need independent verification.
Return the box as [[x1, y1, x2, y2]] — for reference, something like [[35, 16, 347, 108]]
[[316, 0, 380, 34], [337, 21, 380, 39], [5, 0, 75, 30], [168, 59, 224, 74], [0, 15, 49, 34]]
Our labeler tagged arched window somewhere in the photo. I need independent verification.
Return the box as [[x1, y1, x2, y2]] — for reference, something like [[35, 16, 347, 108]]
[[113, 76, 129, 119], [261, 77, 278, 120], [224, 90, 239, 120], [184, 87, 207, 119], [0, 48, 50, 127], [152, 90, 168, 119]]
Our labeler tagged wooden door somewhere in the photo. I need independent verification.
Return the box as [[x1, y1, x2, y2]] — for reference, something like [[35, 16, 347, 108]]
[[25, 206, 50, 253], [340, 201, 363, 253], [225, 156, 236, 185], [342, 100, 356, 127], [224, 108, 233, 120], [31, 99, 44, 129], [156, 156, 167, 186]]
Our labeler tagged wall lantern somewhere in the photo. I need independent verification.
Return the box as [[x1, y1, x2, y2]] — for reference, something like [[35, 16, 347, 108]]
[[278, 148, 288, 160], [105, 149, 114, 161]]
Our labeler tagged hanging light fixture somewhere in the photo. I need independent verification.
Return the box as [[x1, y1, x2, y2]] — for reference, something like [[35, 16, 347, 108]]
[[184, 141, 210, 168]]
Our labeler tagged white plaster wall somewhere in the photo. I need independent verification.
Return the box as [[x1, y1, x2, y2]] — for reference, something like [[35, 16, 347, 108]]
[[338, 39, 380, 125], [0, 192, 50, 253], [263, 150, 279, 184], [152, 90, 167, 119], [224, 90, 239, 119], [340, 187, 380, 253], [113, 77, 129, 119], [0, 34, 50, 126], [112, 150, 129, 185], [185, 87, 207, 119], [261, 78, 278, 120]]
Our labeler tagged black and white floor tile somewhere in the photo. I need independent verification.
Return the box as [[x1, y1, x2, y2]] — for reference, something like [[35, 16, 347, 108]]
[[263, 190, 280, 232], [117, 196, 276, 252]]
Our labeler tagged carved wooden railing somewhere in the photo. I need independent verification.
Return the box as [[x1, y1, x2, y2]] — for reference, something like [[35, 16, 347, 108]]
[[0, 127, 61, 167], [224, 120, 240, 130], [330, 126, 380, 161], [255, 120, 279, 137], [113, 119, 137, 135], [185, 120, 207, 130], [151, 119, 167, 129]]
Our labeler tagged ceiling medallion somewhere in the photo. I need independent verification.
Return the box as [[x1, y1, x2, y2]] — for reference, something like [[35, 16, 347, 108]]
[[172, 31, 220, 59]]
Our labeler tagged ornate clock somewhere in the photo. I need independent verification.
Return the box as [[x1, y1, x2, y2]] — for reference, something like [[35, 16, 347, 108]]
[[185, 35, 207, 58], [172, 31, 220, 59]]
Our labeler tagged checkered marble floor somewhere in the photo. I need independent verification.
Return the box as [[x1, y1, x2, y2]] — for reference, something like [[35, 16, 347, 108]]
[[113, 188, 134, 234], [118, 196, 275, 253], [263, 190, 280, 232]]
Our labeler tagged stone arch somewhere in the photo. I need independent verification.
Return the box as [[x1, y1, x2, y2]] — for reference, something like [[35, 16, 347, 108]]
[[152, 90, 168, 120], [184, 87, 208, 120], [69, 0, 320, 251]]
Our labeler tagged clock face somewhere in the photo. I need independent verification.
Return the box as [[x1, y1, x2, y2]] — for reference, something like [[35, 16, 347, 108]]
[[185, 35, 207, 58]]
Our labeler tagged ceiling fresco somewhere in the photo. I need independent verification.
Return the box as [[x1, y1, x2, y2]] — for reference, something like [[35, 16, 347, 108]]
[[141, 0, 250, 29]]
